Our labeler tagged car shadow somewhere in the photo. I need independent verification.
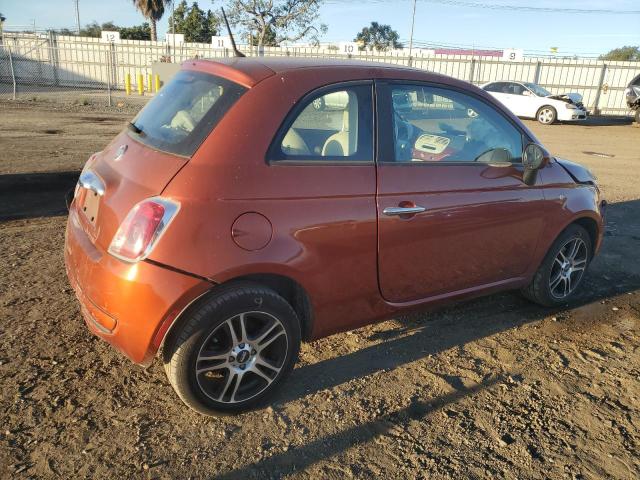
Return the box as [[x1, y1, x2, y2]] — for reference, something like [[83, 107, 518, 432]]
[[0, 171, 78, 221], [216, 199, 639, 479], [269, 199, 640, 406], [214, 375, 503, 480]]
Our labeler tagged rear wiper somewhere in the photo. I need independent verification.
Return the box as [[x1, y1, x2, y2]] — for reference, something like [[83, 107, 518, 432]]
[[128, 121, 144, 135]]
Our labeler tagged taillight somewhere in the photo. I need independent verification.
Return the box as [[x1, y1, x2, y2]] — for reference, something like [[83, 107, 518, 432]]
[[108, 197, 180, 263]]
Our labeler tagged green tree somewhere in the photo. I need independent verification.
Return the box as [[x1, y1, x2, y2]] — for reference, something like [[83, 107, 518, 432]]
[[354, 22, 402, 51], [249, 24, 277, 47], [169, 1, 219, 43], [599, 46, 640, 61], [225, 0, 327, 48], [120, 23, 152, 40], [132, 0, 169, 41], [80, 21, 120, 37]]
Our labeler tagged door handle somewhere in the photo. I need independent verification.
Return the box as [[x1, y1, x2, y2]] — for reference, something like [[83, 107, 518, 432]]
[[78, 170, 105, 196], [383, 205, 426, 216]]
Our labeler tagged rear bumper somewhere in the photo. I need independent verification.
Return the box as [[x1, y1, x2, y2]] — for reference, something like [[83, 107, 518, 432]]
[[64, 207, 210, 365]]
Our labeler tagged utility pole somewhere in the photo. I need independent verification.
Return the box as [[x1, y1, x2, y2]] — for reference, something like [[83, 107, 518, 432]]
[[74, 0, 80, 34], [0, 14, 6, 44], [408, 0, 417, 66]]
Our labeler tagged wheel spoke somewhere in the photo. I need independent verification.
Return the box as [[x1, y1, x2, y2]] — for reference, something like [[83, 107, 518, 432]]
[[567, 239, 579, 260], [566, 274, 573, 294], [218, 371, 238, 401], [252, 357, 281, 382], [550, 272, 563, 291], [563, 278, 569, 297], [229, 371, 245, 403], [238, 313, 248, 343], [196, 361, 229, 375], [197, 351, 230, 362], [257, 330, 285, 352], [253, 320, 279, 345], [574, 257, 587, 268]]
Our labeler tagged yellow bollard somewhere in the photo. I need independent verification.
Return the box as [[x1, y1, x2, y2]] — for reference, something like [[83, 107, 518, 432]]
[[125, 73, 131, 95], [137, 73, 144, 95], [147, 74, 152, 93], [154, 74, 160, 93]]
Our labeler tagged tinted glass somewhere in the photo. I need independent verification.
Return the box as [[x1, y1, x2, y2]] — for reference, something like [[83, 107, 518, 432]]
[[524, 82, 552, 97], [129, 71, 246, 156], [483, 82, 505, 93], [275, 85, 373, 162], [388, 85, 523, 164]]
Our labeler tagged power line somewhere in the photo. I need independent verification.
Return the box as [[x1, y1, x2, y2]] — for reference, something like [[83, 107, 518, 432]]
[[327, 0, 640, 14], [423, 0, 640, 14]]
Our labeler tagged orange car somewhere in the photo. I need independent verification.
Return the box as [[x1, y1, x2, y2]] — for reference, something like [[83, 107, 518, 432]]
[[65, 58, 605, 415]]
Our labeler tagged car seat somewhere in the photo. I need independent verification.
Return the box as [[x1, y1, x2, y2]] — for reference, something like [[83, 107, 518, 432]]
[[321, 92, 358, 156]]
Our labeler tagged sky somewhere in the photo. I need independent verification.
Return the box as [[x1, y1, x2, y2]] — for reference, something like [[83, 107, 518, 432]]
[[0, 0, 639, 56]]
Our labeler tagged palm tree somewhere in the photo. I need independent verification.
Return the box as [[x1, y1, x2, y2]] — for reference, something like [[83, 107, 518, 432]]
[[132, 0, 168, 41]]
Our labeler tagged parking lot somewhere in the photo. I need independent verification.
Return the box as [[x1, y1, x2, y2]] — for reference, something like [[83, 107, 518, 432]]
[[0, 100, 638, 479]]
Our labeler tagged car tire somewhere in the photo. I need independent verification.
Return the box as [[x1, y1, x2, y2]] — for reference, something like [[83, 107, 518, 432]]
[[521, 224, 592, 307], [537, 105, 557, 125], [312, 97, 325, 111], [163, 283, 301, 415], [635, 109, 640, 124]]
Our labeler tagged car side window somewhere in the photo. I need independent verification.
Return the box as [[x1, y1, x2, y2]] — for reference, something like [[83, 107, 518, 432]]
[[274, 84, 373, 162], [388, 84, 523, 164], [484, 82, 504, 93], [511, 83, 527, 95]]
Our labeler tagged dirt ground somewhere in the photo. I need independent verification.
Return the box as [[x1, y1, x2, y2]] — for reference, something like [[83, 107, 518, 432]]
[[0, 101, 639, 479]]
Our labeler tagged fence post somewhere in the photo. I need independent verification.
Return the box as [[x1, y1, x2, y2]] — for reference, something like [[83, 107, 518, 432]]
[[8, 46, 16, 100], [592, 63, 607, 116], [533, 60, 542, 84], [469, 58, 476, 83], [106, 49, 112, 107], [48, 30, 59, 86]]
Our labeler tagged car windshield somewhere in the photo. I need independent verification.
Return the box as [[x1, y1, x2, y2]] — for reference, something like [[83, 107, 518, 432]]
[[524, 83, 552, 97], [129, 70, 246, 156]]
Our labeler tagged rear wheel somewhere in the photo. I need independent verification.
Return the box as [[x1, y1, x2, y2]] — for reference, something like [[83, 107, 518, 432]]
[[537, 105, 557, 125], [521, 224, 592, 307], [164, 283, 301, 415]]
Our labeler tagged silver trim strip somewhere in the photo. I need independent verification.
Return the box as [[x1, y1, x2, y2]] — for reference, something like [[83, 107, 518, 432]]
[[78, 170, 106, 196], [383, 206, 426, 216]]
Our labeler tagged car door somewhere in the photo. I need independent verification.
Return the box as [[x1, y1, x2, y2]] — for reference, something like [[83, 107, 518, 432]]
[[376, 81, 547, 303]]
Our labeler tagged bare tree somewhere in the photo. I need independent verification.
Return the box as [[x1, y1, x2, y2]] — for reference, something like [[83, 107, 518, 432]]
[[132, 0, 169, 41], [224, 0, 326, 48]]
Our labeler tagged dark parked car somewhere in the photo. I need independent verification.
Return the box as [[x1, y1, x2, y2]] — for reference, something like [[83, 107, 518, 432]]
[[65, 58, 606, 415], [625, 73, 640, 123]]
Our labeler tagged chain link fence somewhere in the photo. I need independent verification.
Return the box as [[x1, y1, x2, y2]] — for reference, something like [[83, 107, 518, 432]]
[[1, 32, 639, 114]]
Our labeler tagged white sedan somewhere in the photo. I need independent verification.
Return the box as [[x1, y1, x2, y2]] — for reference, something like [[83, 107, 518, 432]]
[[481, 81, 588, 125]]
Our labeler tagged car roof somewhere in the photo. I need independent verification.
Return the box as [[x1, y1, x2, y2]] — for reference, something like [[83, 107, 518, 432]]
[[184, 57, 455, 88]]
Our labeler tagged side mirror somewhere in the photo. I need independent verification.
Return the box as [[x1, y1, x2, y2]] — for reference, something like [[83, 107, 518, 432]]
[[522, 90, 532, 96], [522, 143, 550, 185]]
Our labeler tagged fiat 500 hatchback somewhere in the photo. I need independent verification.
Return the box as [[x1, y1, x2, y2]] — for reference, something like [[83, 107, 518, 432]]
[[65, 58, 605, 415]]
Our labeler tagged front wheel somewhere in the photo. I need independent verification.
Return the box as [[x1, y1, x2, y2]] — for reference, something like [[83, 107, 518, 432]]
[[537, 105, 557, 125], [164, 283, 301, 415], [521, 224, 592, 307]]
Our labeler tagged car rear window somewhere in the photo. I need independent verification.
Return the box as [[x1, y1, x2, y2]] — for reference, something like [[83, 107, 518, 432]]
[[128, 70, 247, 157]]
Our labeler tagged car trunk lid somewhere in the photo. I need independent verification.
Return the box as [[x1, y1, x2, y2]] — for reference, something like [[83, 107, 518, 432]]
[[73, 131, 188, 253]]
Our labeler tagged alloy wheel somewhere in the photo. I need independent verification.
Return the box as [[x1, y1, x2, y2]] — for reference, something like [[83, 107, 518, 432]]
[[549, 237, 588, 299], [538, 108, 554, 124], [195, 311, 288, 404]]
